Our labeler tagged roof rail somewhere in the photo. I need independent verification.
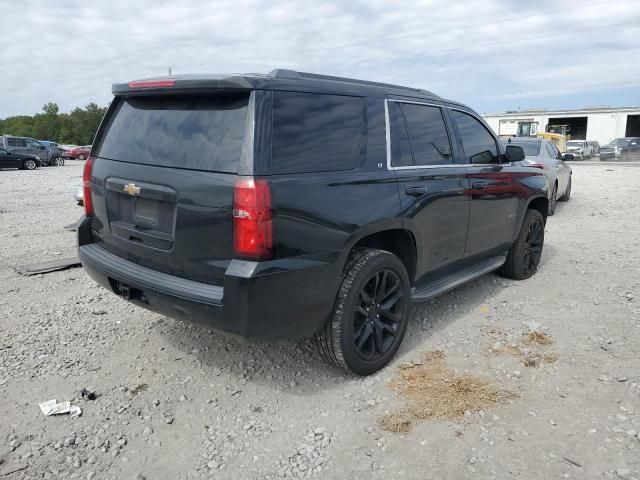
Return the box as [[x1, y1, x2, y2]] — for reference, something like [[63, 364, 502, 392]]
[[268, 69, 437, 97]]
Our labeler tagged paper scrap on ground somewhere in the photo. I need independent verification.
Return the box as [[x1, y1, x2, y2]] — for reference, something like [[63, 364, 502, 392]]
[[39, 399, 82, 417]]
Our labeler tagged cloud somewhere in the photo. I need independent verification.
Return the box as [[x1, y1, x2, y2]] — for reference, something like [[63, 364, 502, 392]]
[[0, 0, 637, 117]]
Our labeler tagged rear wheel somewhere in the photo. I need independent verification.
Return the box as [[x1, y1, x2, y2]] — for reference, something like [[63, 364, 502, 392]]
[[24, 159, 37, 170], [78, 154, 85, 160], [548, 183, 557, 216], [315, 248, 410, 376], [499, 209, 545, 280], [559, 177, 571, 202]]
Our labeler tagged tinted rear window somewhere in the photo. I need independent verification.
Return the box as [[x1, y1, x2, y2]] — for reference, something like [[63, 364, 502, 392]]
[[97, 94, 249, 172], [511, 142, 541, 156], [271, 91, 364, 174]]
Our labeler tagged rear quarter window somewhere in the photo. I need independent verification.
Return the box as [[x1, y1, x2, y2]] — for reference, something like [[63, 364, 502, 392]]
[[271, 91, 364, 174]]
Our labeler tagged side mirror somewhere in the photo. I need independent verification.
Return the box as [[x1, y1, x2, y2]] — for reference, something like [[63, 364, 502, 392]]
[[39, 145, 46, 150], [505, 145, 525, 162], [562, 153, 575, 161]]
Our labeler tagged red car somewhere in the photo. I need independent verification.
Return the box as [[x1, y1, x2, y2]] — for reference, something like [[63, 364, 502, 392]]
[[64, 145, 92, 160]]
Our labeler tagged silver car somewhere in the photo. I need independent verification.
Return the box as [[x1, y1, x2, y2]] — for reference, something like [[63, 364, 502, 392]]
[[566, 140, 593, 160], [505, 138, 572, 216]]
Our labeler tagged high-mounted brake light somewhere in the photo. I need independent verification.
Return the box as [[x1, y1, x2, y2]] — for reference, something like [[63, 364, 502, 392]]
[[128, 79, 176, 89], [83, 157, 95, 216], [233, 177, 273, 261]]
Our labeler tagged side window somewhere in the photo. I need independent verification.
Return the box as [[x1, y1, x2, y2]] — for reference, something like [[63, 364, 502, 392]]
[[400, 103, 452, 166], [7, 138, 20, 147], [388, 102, 413, 167], [451, 110, 499, 164], [271, 91, 364, 174]]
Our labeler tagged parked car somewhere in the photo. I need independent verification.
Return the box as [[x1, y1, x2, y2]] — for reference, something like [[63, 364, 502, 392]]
[[588, 141, 600, 155], [504, 138, 572, 216], [599, 137, 640, 161], [78, 70, 550, 375], [565, 140, 593, 160], [38, 140, 65, 166], [64, 145, 92, 160], [0, 135, 54, 165], [0, 147, 41, 170]]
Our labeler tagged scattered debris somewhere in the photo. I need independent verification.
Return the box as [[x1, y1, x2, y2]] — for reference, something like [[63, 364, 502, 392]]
[[522, 321, 542, 332], [562, 456, 583, 468], [15, 257, 80, 276], [129, 383, 148, 396], [80, 388, 97, 400], [39, 399, 82, 417], [525, 331, 554, 346], [380, 351, 514, 433]]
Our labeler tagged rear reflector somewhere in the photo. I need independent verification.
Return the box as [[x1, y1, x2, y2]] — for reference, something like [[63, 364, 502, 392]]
[[233, 177, 273, 261], [83, 157, 95, 216], [128, 79, 176, 89]]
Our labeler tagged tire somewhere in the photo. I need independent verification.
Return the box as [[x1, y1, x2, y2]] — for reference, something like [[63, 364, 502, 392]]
[[499, 209, 545, 280], [54, 156, 64, 166], [548, 183, 557, 216], [559, 176, 571, 202], [315, 248, 410, 376], [24, 159, 37, 170], [78, 154, 85, 160]]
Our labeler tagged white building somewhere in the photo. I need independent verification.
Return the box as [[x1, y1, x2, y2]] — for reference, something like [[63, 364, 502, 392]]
[[483, 106, 640, 145]]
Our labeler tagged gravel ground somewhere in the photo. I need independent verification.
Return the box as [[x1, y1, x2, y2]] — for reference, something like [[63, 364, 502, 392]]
[[0, 161, 639, 480]]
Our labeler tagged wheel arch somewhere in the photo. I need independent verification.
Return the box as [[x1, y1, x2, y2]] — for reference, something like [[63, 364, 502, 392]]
[[348, 228, 418, 284], [525, 195, 549, 224]]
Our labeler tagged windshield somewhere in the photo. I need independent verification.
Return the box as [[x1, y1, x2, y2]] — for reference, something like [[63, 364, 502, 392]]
[[510, 142, 541, 156], [610, 138, 632, 146]]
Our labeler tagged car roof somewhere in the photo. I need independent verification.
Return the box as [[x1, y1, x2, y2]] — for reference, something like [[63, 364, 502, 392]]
[[112, 69, 464, 105]]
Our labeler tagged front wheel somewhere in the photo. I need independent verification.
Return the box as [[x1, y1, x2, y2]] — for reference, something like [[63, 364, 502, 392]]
[[54, 156, 64, 166], [499, 209, 545, 280], [78, 154, 85, 160], [315, 248, 410, 376], [24, 159, 37, 170]]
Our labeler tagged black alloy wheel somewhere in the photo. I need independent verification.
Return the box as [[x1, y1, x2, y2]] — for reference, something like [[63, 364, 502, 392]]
[[315, 248, 410, 375], [353, 269, 405, 361], [523, 219, 543, 275]]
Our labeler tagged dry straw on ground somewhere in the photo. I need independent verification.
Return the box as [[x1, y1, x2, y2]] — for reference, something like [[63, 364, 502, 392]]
[[380, 351, 514, 433]]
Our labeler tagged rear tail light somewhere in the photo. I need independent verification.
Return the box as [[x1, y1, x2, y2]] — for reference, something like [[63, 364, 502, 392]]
[[233, 177, 273, 261], [527, 161, 545, 170], [83, 157, 95, 216]]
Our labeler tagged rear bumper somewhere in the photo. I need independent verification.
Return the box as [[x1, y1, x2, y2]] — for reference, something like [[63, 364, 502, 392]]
[[77, 218, 341, 340]]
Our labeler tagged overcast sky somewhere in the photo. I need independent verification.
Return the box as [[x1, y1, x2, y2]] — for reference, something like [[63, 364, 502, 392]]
[[1, 0, 637, 118]]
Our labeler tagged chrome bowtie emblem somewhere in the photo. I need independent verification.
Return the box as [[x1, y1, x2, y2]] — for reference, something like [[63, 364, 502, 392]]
[[123, 183, 141, 196]]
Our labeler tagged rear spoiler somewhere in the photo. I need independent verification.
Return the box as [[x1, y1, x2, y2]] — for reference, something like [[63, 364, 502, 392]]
[[112, 74, 272, 96]]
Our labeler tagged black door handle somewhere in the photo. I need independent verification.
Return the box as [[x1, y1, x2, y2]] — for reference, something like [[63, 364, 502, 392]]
[[405, 186, 428, 196], [472, 181, 488, 190]]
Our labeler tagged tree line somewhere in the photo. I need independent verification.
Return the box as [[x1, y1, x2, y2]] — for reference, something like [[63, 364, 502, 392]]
[[0, 102, 108, 146]]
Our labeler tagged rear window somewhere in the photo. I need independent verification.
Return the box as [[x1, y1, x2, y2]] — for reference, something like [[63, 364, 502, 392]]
[[271, 91, 364, 174], [97, 94, 249, 172], [511, 142, 541, 156]]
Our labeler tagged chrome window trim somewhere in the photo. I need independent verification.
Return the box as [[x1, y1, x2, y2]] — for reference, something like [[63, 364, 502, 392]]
[[385, 98, 457, 170], [385, 99, 510, 170]]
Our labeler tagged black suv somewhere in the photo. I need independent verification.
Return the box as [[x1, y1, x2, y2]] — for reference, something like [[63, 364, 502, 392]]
[[78, 70, 549, 375]]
